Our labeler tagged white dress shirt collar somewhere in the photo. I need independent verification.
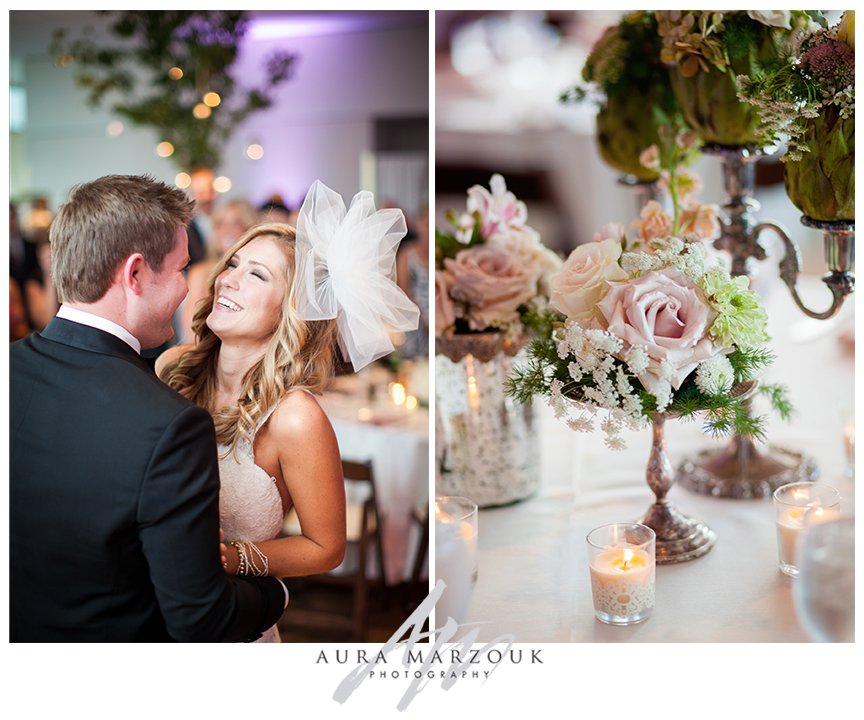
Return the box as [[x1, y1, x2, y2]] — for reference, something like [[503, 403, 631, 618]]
[[56, 305, 142, 354]]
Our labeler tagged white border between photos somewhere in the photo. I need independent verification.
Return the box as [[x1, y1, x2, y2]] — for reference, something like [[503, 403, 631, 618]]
[[3, 2, 861, 718]]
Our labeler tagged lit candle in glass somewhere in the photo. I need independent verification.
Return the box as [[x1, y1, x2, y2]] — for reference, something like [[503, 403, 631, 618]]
[[464, 355, 480, 411], [434, 495, 479, 625], [587, 523, 655, 625], [773, 482, 841, 576]]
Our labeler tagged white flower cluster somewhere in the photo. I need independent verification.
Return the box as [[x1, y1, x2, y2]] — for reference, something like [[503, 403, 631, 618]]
[[621, 237, 706, 283], [695, 354, 735, 395], [549, 320, 651, 449]]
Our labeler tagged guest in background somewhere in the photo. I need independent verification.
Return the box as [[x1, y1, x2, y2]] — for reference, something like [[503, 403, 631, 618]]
[[22, 195, 53, 245], [10, 202, 56, 337], [396, 204, 429, 358], [10, 202, 42, 310], [258, 195, 295, 225], [10, 279, 30, 341], [179, 198, 258, 344], [186, 167, 217, 265]]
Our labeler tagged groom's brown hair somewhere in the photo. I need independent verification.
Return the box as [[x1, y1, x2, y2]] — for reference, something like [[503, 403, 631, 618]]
[[50, 174, 195, 303]]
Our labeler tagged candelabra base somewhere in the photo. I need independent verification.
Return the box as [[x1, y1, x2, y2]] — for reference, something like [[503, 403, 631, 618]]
[[676, 437, 819, 499], [642, 500, 716, 564]]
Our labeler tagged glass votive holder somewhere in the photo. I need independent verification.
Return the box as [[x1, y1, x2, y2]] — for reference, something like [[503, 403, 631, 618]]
[[586, 523, 655, 626], [434, 495, 479, 624], [793, 514, 855, 642], [435, 495, 478, 582], [773, 481, 841, 577]]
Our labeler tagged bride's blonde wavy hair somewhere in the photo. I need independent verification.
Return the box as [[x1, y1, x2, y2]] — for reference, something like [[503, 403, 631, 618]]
[[159, 222, 339, 452]]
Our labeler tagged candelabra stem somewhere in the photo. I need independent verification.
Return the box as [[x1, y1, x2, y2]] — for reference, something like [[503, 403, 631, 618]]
[[641, 414, 716, 563]]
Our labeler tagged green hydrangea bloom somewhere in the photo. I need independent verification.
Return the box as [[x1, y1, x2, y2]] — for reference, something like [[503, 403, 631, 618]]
[[699, 267, 770, 348]]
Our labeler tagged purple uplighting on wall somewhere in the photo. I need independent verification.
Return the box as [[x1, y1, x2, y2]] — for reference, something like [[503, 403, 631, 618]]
[[249, 13, 383, 40]]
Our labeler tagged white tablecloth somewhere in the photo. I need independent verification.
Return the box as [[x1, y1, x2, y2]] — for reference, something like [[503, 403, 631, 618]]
[[460, 276, 855, 642], [320, 390, 429, 586]]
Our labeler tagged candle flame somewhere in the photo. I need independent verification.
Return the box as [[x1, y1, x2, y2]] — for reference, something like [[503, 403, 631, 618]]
[[435, 502, 455, 524], [465, 355, 480, 410], [621, 548, 633, 571]]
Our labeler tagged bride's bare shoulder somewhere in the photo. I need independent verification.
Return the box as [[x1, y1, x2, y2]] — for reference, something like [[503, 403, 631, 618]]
[[269, 390, 334, 440]]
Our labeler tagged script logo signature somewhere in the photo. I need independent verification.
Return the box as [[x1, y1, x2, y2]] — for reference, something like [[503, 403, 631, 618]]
[[332, 580, 515, 711]]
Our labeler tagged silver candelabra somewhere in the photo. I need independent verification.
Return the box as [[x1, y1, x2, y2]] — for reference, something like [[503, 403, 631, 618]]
[[675, 144, 853, 498]]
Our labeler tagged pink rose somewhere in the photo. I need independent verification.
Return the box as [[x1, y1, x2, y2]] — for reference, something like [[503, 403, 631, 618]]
[[488, 225, 561, 296], [444, 246, 538, 330], [633, 200, 673, 243], [678, 201, 720, 241], [598, 269, 720, 393], [549, 238, 628, 324], [435, 269, 456, 335], [593, 222, 626, 244]]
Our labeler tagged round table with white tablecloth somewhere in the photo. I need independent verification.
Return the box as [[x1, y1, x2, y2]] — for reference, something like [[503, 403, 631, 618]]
[[317, 382, 429, 586]]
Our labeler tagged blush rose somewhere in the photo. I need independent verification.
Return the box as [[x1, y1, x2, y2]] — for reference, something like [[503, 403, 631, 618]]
[[549, 237, 628, 325], [444, 246, 539, 330], [597, 268, 721, 393]]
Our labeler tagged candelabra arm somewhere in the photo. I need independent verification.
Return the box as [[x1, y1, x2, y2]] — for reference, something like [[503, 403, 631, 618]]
[[755, 221, 853, 320]]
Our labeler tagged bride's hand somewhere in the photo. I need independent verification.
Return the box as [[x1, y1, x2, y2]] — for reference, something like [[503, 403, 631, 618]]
[[219, 530, 240, 574]]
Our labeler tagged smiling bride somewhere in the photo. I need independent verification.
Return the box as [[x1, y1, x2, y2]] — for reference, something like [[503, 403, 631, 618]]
[[156, 181, 420, 642]]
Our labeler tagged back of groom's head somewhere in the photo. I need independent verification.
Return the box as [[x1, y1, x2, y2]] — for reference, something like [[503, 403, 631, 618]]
[[51, 174, 196, 304]]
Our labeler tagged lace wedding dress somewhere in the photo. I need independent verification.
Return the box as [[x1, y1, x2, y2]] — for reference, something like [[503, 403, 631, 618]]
[[218, 402, 285, 644]]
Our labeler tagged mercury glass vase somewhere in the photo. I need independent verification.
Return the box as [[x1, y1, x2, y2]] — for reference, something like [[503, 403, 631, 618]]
[[435, 333, 540, 507]]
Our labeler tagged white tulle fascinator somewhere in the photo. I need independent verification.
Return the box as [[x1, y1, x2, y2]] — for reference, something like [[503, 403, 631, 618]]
[[295, 180, 420, 371]]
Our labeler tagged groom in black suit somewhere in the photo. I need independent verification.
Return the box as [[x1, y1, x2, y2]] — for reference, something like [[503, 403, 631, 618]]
[[10, 174, 287, 641]]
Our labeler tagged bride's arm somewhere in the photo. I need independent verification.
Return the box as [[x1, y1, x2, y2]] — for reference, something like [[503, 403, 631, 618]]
[[225, 392, 347, 577]]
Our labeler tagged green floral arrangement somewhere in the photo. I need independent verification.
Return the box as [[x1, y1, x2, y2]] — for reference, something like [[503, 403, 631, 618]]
[[507, 131, 790, 448], [561, 11, 682, 182], [656, 10, 824, 146], [737, 11, 854, 221]]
